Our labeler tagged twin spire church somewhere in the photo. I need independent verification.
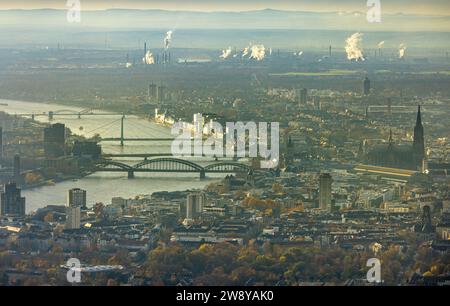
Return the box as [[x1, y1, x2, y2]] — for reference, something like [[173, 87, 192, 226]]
[[363, 106, 425, 171]]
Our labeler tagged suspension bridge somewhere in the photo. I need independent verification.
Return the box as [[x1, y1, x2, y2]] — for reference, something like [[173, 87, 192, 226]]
[[16, 108, 174, 145]]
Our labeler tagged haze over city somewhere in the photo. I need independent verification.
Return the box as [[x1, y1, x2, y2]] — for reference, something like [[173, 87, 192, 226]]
[[1, 0, 450, 15], [0, 0, 449, 292]]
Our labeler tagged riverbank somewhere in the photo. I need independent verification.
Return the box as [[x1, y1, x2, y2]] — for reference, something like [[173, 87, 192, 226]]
[[21, 171, 90, 191], [0, 99, 222, 213], [0, 104, 101, 191]]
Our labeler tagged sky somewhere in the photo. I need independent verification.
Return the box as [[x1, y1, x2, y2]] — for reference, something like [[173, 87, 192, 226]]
[[1, 0, 450, 15]]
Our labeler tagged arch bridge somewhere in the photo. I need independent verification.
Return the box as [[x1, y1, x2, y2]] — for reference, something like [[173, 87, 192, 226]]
[[93, 158, 251, 179]]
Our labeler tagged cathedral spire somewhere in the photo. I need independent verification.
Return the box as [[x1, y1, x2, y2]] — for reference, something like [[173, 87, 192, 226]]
[[413, 105, 425, 168], [416, 105, 422, 127]]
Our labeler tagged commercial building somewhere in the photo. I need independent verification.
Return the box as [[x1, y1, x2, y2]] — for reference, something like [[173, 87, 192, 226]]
[[319, 173, 333, 212], [44, 123, 66, 158], [148, 83, 157, 99], [297, 88, 308, 105], [363, 77, 371, 95], [186, 192, 205, 220], [0, 182, 26, 217], [65, 188, 85, 229], [68, 188, 87, 209]]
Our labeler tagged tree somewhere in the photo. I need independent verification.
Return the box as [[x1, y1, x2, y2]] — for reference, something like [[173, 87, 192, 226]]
[[230, 266, 256, 285], [272, 183, 283, 194], [193, 267, 232, 286], [107, 279, 118, 286], [43, 213, 54, 223], [93, 202, 105, 221]]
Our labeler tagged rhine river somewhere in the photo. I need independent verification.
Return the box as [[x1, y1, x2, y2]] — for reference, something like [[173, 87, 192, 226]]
[[0, 99, 224, 213]]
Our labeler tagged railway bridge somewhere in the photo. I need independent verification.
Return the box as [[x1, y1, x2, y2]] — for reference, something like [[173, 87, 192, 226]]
[[93, 158, 252, 179]]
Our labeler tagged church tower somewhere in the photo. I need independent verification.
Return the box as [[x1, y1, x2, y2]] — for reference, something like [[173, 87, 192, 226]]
[[413, 105, 425, 168]]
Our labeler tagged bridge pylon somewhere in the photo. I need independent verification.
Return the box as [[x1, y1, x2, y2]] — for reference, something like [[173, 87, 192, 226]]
[[120, 115, 125, 146], [127, 170, 134, 179]]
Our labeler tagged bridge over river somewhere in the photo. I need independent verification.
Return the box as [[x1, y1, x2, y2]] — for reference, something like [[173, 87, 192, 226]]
[[93, 158, 253, 179]]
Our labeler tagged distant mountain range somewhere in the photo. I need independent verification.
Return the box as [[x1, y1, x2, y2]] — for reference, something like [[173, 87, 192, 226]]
[[0, 9, 449, 50], [0, 8, 449, 32]]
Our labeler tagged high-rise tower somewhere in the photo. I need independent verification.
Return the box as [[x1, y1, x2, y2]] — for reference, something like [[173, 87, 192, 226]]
[[185, 192, 205, 220], [68, 188, 87, 210], [413, 105, 425, 168], [319, 173, 332, 212], [363, 77, 371, 95], [1, 182, 25, 217], [65, 188, 84, 230]]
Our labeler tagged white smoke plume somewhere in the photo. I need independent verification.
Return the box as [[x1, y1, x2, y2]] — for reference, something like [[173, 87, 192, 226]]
[[249, 44, 266, 61], [345, 32, 365, 61], [242, 46, 250, 57], [377, 41, 385, 48], [164, 30, 173, 49], [142, 51, 155, 65], [399, 43, 407, 59], [269, 48, 273, 56], [220, 47, 232, 59]]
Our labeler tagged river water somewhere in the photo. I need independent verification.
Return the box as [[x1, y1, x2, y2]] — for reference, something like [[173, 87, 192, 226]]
[[0, 99, 224, 213]]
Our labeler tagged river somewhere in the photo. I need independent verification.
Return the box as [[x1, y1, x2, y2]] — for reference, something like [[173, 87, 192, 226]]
[[0, 99, 224, 213]]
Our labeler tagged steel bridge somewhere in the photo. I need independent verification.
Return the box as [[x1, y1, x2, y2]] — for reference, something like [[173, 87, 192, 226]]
[[93, 158, 252, 179], [13, 108, 127, 120], [15, 108, 173, 145]]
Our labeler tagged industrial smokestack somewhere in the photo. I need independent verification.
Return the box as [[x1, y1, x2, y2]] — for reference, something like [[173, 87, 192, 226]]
[[377, 41, 385, 58], [329, 45, 332, 57], [144, 42, 147, 57]]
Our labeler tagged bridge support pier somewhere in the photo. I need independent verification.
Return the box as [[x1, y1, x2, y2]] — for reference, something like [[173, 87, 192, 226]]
[[200, 170, 206, 180], [78, 113, 81, 119], [48, 111, 54, 121], [128, 171, 135, 179]]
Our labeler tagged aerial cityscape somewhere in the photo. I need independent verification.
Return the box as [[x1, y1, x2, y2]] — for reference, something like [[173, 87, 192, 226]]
[[0, 0, 449, 290]]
